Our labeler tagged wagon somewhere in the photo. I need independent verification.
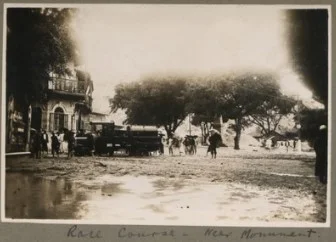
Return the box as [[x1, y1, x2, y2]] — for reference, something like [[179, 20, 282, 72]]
[[74, 122, 162, 156]]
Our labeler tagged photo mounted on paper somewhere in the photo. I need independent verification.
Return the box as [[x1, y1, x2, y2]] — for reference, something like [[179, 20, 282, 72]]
[[2, 3, 331, 227]]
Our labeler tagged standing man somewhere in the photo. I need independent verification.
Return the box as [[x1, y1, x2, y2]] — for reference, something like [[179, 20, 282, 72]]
[[58, 130, 65, 154], [168, 133, 174, 155], [41, 130, 49, 156], [51, 132, 60, 158], [158, 133, 164, 155], [208, 129, 222, 159], [314, 125, 328, 184]]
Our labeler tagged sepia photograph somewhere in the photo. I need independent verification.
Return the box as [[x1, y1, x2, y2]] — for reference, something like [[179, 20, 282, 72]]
[[2, 4, 331, 227]]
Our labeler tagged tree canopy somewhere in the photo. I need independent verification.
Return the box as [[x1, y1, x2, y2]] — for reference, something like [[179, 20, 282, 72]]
[[186, 73, 294, 149], [111, 72, 296, 149], [6, 8, 79, 108], [110, 76, 190, 137], [247, 92, 296, 136]]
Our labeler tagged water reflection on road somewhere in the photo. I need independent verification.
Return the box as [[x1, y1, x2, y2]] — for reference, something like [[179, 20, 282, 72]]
[[5, 172, 320, 226], [5, 172, 89, 219]]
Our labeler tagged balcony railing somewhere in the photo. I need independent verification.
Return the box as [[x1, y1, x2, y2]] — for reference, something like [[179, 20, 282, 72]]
[[48, 78, 86, 94]]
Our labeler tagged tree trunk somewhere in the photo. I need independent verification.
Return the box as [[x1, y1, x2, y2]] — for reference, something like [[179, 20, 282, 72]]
[[234, 118, 242, 150], [164, 125, 171, 144]]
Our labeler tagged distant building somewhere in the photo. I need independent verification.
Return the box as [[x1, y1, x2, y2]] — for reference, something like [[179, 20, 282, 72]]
[[254, 131, 288, 147], [89, 112, 108, 122]]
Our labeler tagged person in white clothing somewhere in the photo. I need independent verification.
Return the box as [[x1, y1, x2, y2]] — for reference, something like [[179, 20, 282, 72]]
[[58, 130, 65, 153]]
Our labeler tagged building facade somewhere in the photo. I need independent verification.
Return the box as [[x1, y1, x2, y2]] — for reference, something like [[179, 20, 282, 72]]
[[30, 70, 93, 133], [6, 69, 94, 154]]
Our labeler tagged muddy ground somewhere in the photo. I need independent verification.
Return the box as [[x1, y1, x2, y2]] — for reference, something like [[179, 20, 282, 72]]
[[6, 146, 327, 223]]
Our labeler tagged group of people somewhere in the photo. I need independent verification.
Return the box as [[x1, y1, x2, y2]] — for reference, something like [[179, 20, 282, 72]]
[[167, 128, 222, 158], [167, 134, 196, 156], [30, 129, 76, 159]]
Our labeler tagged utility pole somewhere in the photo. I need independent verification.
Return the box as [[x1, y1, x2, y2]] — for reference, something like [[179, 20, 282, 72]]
[[25, 105, 32, 152], [188, 113, 191, 136]]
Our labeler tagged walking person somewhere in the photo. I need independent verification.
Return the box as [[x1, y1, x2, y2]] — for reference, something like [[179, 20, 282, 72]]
[[51, 132, 60, 158], [63, 129, 69, 154], [183, 136, 189, 155], [285, 140, 290, 153], [168, 136, 174, 155], [58, 130, 65, 154], [208, 129, 222, 159], [41, 130, 49, 156]]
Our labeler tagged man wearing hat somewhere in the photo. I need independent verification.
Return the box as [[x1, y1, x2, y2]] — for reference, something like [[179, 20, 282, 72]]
[[314, 125, 328, 184], [208, 128, 222, 159]]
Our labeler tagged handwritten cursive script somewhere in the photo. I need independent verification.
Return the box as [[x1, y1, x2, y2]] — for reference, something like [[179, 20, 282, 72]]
[[118, 227, 175, 238], [67, 225, 103, 239], [240, 229, 318, 239], [65, 225, 319, 240], [204, 228, 232, 237]]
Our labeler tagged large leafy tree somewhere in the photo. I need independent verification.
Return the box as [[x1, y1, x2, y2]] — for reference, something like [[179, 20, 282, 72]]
[[110, 76, 190, 138], [186, 79, 224, 143], [187, 73, 286, 149], [247, 94, 297, 136], [6, 8, 79, 114], [218, 73, 283, 150]]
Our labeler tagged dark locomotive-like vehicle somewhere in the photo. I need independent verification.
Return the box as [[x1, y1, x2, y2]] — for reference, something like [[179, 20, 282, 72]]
[[74, 121, 163, 156]]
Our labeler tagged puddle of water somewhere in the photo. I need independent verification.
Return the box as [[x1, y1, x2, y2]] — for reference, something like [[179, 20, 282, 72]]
[[5, 172, 320, 226], [5, 172, 89, 219], [76, 176, 318, 226]]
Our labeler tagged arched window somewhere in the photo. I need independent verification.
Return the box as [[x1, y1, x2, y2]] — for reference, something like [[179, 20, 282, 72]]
[[50, 107, 68, 131]]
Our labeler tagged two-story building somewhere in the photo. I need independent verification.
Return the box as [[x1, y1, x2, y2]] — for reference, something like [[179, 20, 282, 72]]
[[30, 69, 93, 134], [6, 67, 94, 155]]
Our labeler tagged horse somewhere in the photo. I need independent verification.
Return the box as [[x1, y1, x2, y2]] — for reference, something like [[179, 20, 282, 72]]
[[168, 136, 182, 156], [183, 136, 197, 155]]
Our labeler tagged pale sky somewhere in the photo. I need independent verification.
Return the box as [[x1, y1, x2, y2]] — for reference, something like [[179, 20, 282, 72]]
[[72, 5, 313, 113]]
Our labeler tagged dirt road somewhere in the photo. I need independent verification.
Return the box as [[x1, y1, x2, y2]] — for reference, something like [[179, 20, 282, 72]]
[[6, 147, 327, 224]]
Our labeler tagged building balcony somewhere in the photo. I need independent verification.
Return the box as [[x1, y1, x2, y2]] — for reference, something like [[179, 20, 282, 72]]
[[48, 78, 87, 97], [48, 77, 93, 111]]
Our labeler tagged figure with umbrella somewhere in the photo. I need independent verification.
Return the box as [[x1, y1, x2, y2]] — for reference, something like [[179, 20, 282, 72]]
[[207, 128, 222, 159]]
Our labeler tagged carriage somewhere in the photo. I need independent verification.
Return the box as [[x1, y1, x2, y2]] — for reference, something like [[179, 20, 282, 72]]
[[74, 122, 162, 156]]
